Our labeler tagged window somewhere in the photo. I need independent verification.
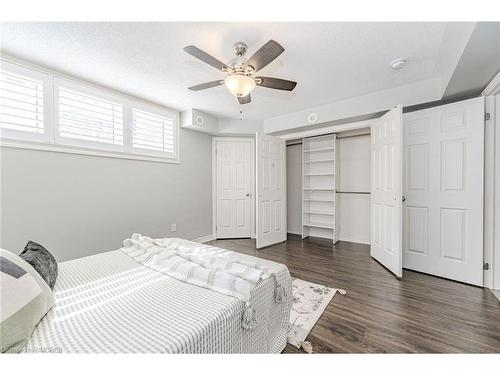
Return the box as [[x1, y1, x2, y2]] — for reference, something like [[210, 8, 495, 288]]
[[57, 87, 123, 146], [132, 108, 176, 155], [0, 70, 44, 134], [0, 61, 51, 142], [0, 58, 179, 163]]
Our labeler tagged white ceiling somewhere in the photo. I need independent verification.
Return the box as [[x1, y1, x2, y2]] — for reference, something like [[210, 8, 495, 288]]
[[0, 22, 449, 121]]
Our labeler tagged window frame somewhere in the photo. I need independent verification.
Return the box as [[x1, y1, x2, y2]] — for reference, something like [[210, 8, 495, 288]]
[[0, 57, 180, 164]]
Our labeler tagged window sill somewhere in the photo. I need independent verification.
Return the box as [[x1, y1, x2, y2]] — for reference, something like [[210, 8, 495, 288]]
[[0, 139, 180, 164]]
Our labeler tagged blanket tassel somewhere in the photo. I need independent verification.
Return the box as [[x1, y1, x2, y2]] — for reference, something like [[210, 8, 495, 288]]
[[242, 303, 257, 330], [275, 284, 285, 304], [271, 273, 285, 304], [300, 341, 313, 354]]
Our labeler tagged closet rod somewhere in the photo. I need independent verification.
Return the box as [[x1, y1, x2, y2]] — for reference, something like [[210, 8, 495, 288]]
[[286, 132, 370, 146], [336, 191, 371, 194], [336, 132, 371, 139]]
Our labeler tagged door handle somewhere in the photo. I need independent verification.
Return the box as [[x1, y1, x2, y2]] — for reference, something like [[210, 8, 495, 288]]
[[402, 195, 406, 202], [245, 193, 252, 197]]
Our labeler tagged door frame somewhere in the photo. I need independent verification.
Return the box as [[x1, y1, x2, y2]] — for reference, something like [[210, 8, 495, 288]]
[[495, 93, 500, 291], [212, 137, 255, 239], [483, 95, 496, 289], [482, 71, 500, 292]]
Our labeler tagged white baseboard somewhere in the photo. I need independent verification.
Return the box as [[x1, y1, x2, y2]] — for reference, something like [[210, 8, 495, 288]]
[[491, 289, 500, 302], [192, 234, 216, 243], [338, 236, 370, 245]]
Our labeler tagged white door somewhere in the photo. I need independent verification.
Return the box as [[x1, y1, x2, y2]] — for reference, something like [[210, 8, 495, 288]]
[[215, 138, 254, 238], [403, 97, 484, 286], [371, 106, 403, 277], [256, 133, 287, 249]]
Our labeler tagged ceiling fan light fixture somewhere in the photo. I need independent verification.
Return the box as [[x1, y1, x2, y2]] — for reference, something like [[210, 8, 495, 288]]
[[224, 74, 256, 97], [184, 40, 296, 105]]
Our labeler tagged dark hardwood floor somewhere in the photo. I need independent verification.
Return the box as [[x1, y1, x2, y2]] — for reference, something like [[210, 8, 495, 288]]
[[208, 235, 500, 353]]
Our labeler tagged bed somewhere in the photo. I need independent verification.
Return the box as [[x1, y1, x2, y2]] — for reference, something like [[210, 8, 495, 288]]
[[26, 238, 292, 353]]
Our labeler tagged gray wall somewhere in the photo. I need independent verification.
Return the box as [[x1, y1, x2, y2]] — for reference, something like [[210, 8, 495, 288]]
[[443, 22, 500, 99], [0, 129, 212, 261]]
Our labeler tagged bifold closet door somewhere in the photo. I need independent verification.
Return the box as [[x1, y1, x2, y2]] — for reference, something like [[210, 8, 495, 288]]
[[256, 133, 287, 249], [371, 106, 403, 278], [403, 97, 484, 286]]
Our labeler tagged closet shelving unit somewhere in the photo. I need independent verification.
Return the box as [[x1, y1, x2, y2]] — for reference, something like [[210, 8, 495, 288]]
[[301, 134, 338, 243]]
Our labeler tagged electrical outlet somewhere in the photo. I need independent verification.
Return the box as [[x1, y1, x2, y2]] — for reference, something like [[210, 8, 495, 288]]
[[171, 223, 177, 232]]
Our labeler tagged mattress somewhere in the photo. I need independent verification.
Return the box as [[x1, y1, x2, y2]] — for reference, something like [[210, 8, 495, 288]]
[[26, 243, 292, 353]]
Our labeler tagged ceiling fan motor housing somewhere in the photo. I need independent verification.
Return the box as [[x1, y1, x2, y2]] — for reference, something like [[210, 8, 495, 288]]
[[229, 56, 249, 73], [230, 42, 254, 73]]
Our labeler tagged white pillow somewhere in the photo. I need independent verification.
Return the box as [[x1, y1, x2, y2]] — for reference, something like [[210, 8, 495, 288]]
[[0, 248, 54, 353]]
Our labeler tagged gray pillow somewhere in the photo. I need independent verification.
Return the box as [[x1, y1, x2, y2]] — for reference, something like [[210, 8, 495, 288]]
[[19, 241, 58, 290], [0, 248, 55, 353]]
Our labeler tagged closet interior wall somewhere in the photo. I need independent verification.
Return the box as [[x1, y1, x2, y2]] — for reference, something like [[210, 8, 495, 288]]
[[336, 132, 371, 244]]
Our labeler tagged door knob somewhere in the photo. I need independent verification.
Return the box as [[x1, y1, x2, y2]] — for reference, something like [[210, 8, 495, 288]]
[[245, 193, 251, 197], [402, 195, 406, 202]]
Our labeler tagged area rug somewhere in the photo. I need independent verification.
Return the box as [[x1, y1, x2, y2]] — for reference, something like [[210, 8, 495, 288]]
[[287, 278, 346, 353]]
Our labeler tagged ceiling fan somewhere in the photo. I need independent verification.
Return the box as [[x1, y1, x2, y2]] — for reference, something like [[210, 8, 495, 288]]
[[183, 40, 297, 104]]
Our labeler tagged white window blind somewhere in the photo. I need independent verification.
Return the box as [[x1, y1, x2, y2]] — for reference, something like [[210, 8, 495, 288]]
[[132, 108, 175, 154], [0, 69, 44, 134], [58, 87, 123, 145]]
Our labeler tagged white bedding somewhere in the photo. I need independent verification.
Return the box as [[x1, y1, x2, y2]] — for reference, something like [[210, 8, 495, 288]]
[[26, 239, 292, 353]]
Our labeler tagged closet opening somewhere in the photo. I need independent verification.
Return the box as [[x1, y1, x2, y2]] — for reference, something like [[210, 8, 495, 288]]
[[286, 127, 371, 246]]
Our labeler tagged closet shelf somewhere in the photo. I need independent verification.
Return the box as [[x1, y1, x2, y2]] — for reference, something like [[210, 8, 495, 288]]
[[302, 133, 337, 243], [303, 159, 335, 163], [303, 147, 335, 153], [303, 223, 335, 230], [336, 191, 370, 194], [304, 211, 335, 216], [304, 173, 335, 176]]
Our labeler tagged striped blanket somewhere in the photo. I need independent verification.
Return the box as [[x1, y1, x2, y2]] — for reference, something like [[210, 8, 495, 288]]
[[121, 234, 272, 302], [120, 234, 286, 329], [26, 239, 292, 353]]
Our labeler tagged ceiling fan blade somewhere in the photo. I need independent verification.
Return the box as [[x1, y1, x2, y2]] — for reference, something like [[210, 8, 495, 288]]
[[183, 45, 229, 72], [256, 77, 297, 91], [188, 80, 224, 91], [238, 94, 251, 105], [247, 40, 284, 72]]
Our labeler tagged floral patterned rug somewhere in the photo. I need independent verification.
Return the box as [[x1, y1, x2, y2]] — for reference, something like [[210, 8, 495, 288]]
[[287, 278, 346, 353]]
